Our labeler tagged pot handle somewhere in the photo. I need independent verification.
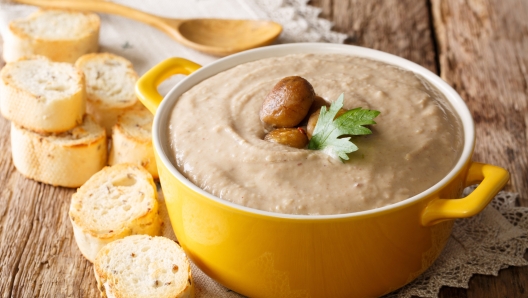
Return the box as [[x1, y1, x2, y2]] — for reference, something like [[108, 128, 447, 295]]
[[136, 57, 202, 114], [421, 162, 509, 226]]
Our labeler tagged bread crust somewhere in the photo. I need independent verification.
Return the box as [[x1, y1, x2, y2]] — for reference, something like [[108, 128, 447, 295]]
[[109, 106, 158, 178], [69, 164, 162, 263], [11, 115, 107, 188], [93, 235, 194, 298], [3, 9, 100, 63], [0, 56, 86, 133]]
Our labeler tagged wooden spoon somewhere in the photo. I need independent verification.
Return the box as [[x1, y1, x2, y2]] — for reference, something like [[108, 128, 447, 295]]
[[13, 0, 283, 56]]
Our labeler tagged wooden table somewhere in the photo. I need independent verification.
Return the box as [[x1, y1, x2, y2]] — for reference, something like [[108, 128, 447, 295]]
[[1, 0, 527, 297]]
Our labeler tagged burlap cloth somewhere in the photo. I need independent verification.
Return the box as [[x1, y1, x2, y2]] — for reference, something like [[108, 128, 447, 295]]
[[1, 1, 526, 297]]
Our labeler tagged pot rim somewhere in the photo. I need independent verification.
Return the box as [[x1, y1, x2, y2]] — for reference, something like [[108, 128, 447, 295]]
[[153, 43, 475, 220]]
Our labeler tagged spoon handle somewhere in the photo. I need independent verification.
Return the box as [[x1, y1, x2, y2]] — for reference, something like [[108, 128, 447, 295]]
[[13, 0, 184, 41]]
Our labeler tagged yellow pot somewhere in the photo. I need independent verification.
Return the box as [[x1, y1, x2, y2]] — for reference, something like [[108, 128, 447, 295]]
[[136, 44, 509, 298]]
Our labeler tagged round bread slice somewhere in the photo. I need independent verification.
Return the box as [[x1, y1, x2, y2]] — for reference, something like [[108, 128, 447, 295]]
[[94, 235, 194, 298], [0, 56, 86, 133], [69, 163, 162, 263], [11, 115, 106, 188], [75, 53, 139, 134], [108, 106, 158, 178], [3, 8, 100, 63]]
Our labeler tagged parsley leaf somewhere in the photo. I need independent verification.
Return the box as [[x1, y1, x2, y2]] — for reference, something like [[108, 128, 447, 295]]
[[307, 93, 380, 161]]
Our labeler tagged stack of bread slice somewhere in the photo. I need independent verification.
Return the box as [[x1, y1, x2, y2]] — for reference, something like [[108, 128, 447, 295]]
[[70, 164, 195, 297], [69, 163, 162, 262], [2, 9, 159, 187], [1, 55, 107, 187], [76, 52, 159, 177]]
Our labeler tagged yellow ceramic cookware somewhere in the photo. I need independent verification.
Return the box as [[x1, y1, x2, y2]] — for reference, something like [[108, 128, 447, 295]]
[[136, 44, 509, 298]]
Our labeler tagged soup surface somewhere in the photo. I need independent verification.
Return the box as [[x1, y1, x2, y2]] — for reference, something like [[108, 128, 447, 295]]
[[168, 53, 463, 215]]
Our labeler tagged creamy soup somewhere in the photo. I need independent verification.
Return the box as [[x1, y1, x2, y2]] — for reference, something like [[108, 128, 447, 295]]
[[168, 53, 463, 215]]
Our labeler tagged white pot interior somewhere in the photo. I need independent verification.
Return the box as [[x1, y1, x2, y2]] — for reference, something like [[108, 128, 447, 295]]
[[152, 43, 475, 220]]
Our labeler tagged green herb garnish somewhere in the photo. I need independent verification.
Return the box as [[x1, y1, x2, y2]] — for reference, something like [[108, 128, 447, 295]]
[[307, 93, 380, 161]]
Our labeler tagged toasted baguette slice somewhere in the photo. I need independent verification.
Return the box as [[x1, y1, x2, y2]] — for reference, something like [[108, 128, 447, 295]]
[[3, 9, 100, 63], [11, 115, 106, 188], [94, 235, 194, 298], [108, 106, 158, 178], [69, 163, 162, 263], [0, 56, 86, 133], [75, 53, 139, 134]]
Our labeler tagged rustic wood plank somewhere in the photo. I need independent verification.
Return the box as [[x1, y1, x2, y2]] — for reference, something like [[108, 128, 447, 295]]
[[311, 0, 438, 73], [430, 0, 528, 296], [432, 0, 528, 199]]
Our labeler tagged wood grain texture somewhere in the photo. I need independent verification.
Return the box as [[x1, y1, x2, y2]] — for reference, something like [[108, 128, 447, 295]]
[[311, 0, 438, 73], [432, 0, 528, 200], [431, 0, 528, 296]]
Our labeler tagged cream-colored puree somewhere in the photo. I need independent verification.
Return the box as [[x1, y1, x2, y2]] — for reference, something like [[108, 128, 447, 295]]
[[168, 54, 463, 215]]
